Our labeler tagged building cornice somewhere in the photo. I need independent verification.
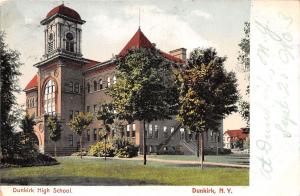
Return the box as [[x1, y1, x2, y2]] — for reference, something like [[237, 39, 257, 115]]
[[34, 53, 89, 68]]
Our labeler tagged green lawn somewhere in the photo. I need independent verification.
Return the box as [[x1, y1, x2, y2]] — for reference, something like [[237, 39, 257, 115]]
[[0, 156, 249, 186], [148, 154, 250, 165]]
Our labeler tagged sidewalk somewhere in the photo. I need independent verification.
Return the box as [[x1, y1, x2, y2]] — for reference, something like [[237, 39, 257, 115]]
[[86, 155, 249, 168]]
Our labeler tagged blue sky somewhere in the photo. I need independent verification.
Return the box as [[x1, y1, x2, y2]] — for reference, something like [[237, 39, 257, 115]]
[[0, 0, 250, 130]]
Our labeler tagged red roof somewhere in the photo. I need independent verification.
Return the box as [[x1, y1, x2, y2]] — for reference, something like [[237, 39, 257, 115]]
[[224, 129, 248, 141], [119, 28, 185, 63], [160, 51, 185, 64], [24, 75, 38, 91], [119, 28, 154, 56], [46, 4, 82, 21]]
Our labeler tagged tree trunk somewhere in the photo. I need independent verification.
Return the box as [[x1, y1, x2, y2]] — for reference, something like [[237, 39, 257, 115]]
[[104, 135, 107, 161], [54, 143, 57, 157], [80, 135, 82, 159], [197, 132, 200, 157], [216, 133, 219, 156], [143, 120, 147, 165], [200, 132, 204, 169]]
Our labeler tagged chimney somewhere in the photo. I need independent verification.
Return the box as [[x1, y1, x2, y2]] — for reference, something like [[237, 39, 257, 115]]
[[169, 48, 187, 61]]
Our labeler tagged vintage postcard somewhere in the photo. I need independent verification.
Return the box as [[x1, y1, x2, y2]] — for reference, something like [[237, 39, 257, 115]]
[[0, 0, 299, 195]]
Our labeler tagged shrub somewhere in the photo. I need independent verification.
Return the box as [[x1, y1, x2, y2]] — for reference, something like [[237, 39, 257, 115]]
[[113, 138, 139, 158], [0, 153, 58, 168], [88, 141, 115, 157]]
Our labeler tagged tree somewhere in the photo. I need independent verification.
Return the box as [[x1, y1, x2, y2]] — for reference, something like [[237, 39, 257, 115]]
[[107, 47, 178, 165], [0, 31, 22, 159], [237, 22, 250, 127], [97, 103, 115, 160], [19, 113, 38, 155], [177, 48, 239, 169], [46, 115, 63, 157], [68, 112, 93, 159]]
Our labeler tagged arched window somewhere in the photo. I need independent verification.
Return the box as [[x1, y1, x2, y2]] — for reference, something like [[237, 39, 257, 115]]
[[44, 80, 55, 115], [65, 32, 74, 52], [93, 81, 97, 91], [48, 32, 54, 53], [99, 79, 103, 90], [87, 82, 91, 93]]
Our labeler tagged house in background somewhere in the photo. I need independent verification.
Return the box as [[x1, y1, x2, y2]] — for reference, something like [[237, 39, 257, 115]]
[[223, 128, 249, 149]]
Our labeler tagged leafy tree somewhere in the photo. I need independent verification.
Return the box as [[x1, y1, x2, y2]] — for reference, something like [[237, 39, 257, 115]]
[[237, 22, 250, 127], [97, 103, 115, 160], [0, 31, 22, 159], [19, 113, 38, 158], [177, 48, 239, 169], [68, 112, 93, 159], [46, 115, 63, 157], [107, 47, 178, 165]]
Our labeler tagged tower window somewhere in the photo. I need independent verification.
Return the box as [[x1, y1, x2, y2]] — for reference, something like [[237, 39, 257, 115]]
[[44, 79, 55, 115], [48, 33, 54, 53], [66, 32, 74, 52]]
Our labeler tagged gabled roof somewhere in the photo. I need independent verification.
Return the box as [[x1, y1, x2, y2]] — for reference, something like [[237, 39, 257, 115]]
[[224, 129, 248, 140], [118, 28, 185, 64], [24, 74, 38, 92], [119, 28, 154, 56]]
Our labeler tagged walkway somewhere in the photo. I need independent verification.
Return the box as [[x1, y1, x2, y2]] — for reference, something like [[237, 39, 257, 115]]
[[87, 155, 249, 168]]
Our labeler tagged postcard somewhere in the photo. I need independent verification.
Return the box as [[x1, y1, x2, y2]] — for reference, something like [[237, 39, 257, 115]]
[[0, 0, 299, 195]]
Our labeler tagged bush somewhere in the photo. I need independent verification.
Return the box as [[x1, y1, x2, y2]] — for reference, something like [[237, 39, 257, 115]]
[[0, 153, 58, 168], [113, 138, 139, 158], [88, 141, 115, 157]]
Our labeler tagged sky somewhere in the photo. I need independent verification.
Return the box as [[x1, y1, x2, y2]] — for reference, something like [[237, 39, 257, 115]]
[[0, 0, 250, 131]]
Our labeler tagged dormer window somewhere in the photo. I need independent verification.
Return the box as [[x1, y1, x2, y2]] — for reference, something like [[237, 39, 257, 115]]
[[66, 32, 74, 52]]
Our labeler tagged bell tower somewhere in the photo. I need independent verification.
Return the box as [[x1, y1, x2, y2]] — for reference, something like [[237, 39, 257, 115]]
[[40, 4, 85, 59]]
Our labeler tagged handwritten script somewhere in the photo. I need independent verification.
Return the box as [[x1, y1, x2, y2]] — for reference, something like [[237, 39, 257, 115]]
[[254, 11, 297, 180]]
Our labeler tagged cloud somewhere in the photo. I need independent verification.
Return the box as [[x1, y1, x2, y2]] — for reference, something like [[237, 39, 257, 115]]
[[191, 10, 212, 19], [82, 4, 213, 61]]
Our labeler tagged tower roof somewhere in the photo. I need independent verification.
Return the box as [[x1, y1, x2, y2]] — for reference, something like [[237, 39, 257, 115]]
[[119, 28, 154, 56], [41, 4, 85, 24]]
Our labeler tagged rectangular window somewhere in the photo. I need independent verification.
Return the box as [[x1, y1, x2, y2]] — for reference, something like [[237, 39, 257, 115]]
[[74, 83, 79, 93], [68, 135, 73, 146], [163, 126, 168, 137], [93, 104, 97, 113], [86, 106, 90, 112], [93, 128, 97, 141], [126, 124, 130, 137], [149, 124, 153, 138], [113, 76, 117, 84], [87, 129, 90, 141], [107, 77, 111, 87], [154, 125, 158, 138], [132, 123, 136, 138], [69, 110, 73, 120]]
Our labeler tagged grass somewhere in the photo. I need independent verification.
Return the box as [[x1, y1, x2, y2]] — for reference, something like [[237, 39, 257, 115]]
[[148, 154, 250, 165], [0, 156, 248, 186]]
